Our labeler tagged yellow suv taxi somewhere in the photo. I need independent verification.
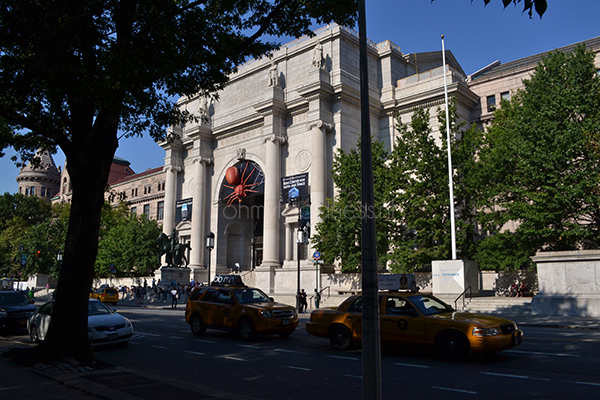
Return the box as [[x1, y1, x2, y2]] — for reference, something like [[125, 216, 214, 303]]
[[185, 275, 298, 340], [89, 287, 119, 305]]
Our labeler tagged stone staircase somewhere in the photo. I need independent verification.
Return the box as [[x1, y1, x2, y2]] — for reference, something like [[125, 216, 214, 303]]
[[444, 295, 533, 316]]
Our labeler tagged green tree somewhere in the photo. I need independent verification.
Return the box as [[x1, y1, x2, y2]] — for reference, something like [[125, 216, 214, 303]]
[[96, 203, 161, 278], [475, 45, 600, 265], [0, 193, 51, 230], [313, 139, 393, 272], [0, 1, 358, 363], [388, 103, 481, 272]]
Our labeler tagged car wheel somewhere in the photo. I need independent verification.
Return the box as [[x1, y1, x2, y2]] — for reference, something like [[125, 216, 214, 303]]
[[29, 325, 39, 343], [190, 314, 206, 336], [329, 325, 352, 351], [436, 331, 470, 361], [237, 318, 256, 340]]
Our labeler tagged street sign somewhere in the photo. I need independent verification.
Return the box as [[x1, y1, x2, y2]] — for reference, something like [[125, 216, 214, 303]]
[[312, 251, 321, 260]]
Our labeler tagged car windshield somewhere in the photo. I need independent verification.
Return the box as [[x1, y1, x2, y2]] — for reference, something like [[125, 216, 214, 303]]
[[88, 301, 114, 316], [0, 291, 31, 306], [407, 294, 454, 316], [233, 288, 272, 304]]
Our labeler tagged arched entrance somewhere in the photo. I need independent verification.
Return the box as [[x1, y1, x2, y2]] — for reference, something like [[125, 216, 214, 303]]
[[218, 160, 265, 271]]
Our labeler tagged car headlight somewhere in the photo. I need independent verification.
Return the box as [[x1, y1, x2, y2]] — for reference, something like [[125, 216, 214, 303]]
[[260, 310, 273, 318], [472, 327, 500, 337], [125, 319, 132, 328]]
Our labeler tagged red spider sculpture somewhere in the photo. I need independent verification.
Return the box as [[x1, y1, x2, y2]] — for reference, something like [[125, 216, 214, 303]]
[[223, 163, 262, 206]]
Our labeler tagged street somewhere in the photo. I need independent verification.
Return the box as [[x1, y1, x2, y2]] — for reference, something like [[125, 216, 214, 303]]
[[72, 307, 600, 400]]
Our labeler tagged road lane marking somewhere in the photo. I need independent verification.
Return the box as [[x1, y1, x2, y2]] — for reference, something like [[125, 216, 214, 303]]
[[195, 339, 216, 343], [223, 356, 248, 361], [286, 366, 311, 371], [344, 374, 363, 379], [432, 386, 477, 394], [166, 336, 183, 339], [327, 355, 360, 361], [183, 350, 205, 356], [151, 345, 170, 349], [275, 349, 310, 354], [393, 362, 431, 369], [505, 350, 580, 357], [237, 344, 260, 349], [481, 372, 550, 381], [576, 381, 600, 387]]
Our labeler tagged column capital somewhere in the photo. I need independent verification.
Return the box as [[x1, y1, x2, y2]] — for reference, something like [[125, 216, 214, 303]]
[[308, 120, 334, 132], [163, 165, 182, 173], [263, 134, 287, 145], [193, 156, 213, 166]]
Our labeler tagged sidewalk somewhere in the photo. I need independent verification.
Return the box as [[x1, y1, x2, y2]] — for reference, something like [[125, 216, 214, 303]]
[[2, 295, 599, 400]]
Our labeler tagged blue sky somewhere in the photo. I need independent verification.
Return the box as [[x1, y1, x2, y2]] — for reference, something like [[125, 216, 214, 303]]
[[2, 0, 599, 195]]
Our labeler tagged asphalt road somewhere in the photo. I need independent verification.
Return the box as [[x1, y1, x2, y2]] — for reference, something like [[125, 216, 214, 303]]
[[82, 308, 600, 400]]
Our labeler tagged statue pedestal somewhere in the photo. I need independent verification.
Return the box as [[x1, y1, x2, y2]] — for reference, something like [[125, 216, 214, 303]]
[[160, 267, 191, 288], [432, 259, 479, 297]]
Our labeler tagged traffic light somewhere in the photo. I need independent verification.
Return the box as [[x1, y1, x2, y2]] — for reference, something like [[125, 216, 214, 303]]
[[35, 250, 41, 259]]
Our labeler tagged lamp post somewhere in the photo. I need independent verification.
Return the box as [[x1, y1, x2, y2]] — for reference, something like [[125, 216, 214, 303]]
[[296, 227, 303, 313], [206, 232, 214, 284]]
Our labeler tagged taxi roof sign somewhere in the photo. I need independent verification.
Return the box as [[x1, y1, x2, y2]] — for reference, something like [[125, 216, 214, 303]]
[[211, 274, 245, 287]]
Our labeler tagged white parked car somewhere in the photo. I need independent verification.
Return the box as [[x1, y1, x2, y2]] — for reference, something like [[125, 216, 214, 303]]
[[28, 299, 133, 347]]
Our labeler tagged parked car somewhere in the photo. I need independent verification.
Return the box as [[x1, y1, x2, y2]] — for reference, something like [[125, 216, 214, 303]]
[[306, 291, 523, 360], [0, 290, 37, 333], [185, 275, 298, 340], [28, 299, 133, 347], [89, 287, 119, 305]]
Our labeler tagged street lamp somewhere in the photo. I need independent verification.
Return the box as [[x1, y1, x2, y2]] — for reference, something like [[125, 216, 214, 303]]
[[296, 227, 304, 313], [206, 232, 214, 285], [56, 250, 63, 263]]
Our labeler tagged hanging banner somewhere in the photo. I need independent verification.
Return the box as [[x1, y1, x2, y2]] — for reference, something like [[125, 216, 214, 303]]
[[280, 173, 309, 204], [175, 198, 193, 223]]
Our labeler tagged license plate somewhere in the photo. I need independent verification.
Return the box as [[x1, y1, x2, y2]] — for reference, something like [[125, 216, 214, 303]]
[[107, 332, 119, 341], [281, 319, 290, 326]]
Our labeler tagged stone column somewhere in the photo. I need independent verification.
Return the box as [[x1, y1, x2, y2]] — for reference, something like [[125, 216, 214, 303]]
[[285, 222, 293, 261], [309, 120, 333, 256], [189, 157, 212, 279], [162, 165, 180, 236], [261, 134, 285, 268]]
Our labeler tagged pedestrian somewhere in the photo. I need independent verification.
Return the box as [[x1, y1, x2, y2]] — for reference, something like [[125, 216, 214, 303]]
[[314, 288, 321, 309], [300, 289, 308, 313], [170, 287, 178, 309], [234, 261, 241, 273]]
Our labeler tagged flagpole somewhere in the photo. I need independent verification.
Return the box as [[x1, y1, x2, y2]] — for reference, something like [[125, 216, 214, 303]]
[[442, 35, 457, 260]]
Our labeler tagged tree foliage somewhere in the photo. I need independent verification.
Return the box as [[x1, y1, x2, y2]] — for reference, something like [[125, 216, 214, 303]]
[[313, 139, 393, 272], [475, 45, 600, 260], [96, 202, 162, 278]]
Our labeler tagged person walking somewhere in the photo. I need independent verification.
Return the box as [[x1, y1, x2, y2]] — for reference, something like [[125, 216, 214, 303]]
[[314, 288, 321, 309], [300, 289, 308, 313], [170, 287, 178, 309]]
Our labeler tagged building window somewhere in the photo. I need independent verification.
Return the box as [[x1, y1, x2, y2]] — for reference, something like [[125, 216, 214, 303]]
[[501, 91, 510, 102], [47, 188, 52, 197], [131, 207, 137, 216], [144, 184, 151, 194], [30, 186, 35, 196], [25, 187, 29, 195], [143, 204, 150, 218], [41, 187, 46, 197], [487, 95, 496, 112], [19, 187, 22, 194], [158, 181, 165, 191], [157, 201, 164, 220]]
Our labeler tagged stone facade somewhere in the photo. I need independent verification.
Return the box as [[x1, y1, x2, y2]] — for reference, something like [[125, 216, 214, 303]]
[[16, 149, 61, 203]]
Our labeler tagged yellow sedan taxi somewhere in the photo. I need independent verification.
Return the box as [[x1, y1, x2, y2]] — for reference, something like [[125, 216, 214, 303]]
[[89, 287, 119, 305], [306, 291, 523, 360]]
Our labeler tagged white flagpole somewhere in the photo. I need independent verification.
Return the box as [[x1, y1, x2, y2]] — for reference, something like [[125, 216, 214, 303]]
[[442, 35, 457, 260]]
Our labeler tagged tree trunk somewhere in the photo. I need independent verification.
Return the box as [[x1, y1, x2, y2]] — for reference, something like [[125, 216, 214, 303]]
[[39, 121, 119, 363]]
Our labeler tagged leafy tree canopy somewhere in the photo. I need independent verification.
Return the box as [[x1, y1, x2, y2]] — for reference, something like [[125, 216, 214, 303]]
[[475, 45, 600, 255]]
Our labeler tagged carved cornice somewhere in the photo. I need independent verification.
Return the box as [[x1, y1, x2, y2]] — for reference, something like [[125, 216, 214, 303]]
[[263, 134, 288, 145], [193, 156, 213, 166], [163, 165, 182, 173], [396, 98, 446, 115], [308, 120, 334, 132]]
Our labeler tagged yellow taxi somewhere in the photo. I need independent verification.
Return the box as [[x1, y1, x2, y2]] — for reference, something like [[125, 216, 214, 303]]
[[185, 275, 298, 340], [89, 287, 119, 305], [306, 290, 523, 359]]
